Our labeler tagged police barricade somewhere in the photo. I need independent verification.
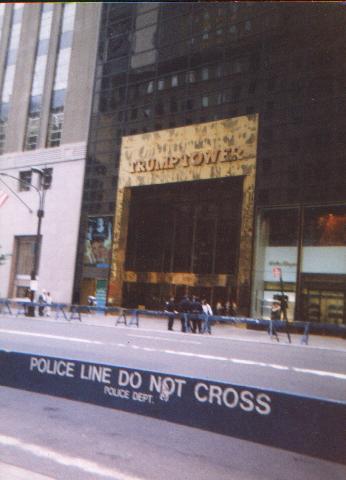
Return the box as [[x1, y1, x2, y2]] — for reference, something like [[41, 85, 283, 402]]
[[115, 308, 346, 344], [1, 298, 345, 341], [0, 349, 345, 464]]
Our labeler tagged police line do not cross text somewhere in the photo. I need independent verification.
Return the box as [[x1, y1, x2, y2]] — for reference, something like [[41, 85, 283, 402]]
[[29, 356, 271, 415]]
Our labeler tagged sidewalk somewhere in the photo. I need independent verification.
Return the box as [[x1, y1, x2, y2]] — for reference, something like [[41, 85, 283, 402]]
[[66, 311, 346, 351], [4, 308, 345, 351]]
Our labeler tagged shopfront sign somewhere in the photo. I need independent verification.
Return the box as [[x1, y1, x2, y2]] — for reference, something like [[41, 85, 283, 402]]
[[129, 147, 246, 174]]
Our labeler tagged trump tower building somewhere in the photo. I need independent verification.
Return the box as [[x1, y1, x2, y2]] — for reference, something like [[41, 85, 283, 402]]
[[0, 3, 344, 325], [73, 2, 345, 325]]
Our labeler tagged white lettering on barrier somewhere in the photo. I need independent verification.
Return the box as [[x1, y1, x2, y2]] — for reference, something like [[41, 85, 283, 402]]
[[194, 383, 271, 415], [149, 375, 186, 398], [30, 357, 75, 378], [80, 364, 111, 384], [255, 393, 271, 415], [28, 358, 271, 415], [132, 391, 153, 404], [104, 386, 130, 399], [118, 369, 143, 389]]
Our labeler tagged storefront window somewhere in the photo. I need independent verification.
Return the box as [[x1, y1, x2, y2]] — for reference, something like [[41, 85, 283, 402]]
[[304, 207, 345, 246], [302, 206, 346, 273], [252, 208, 299, 320], [300, 206, 345, 325]]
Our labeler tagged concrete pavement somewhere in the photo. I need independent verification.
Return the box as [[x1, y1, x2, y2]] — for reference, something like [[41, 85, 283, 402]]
[[11, 309, 346, 351], [77, 311, 346, 350]]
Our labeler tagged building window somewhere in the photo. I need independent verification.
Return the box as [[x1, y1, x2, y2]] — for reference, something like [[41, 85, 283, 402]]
[[15, 236, 36, 276], [201, 67, 209, 81], [187, 70, 196, 83], [0, 4, 24, 154], [303, 206, 346, 247], [202, 96, 209, 107], [147, 80, 154, 94], [24, 4, 53, 150], [245, 20, 252, 32], [47, 3, 76, 147], [0, 4, 6, 42], [171, 75, 178, 87], [19, 170, 32, 191]]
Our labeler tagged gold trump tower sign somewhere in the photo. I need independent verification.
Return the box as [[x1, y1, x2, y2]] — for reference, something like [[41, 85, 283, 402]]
[[108, 115, 258, 307]]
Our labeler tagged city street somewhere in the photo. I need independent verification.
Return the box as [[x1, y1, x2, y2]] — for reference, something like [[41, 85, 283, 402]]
[[0, 315, 345, 479], [0, 2, 345, 479], [0, 315, 345, 400]]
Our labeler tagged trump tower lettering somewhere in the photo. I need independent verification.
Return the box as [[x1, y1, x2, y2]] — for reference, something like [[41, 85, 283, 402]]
[[0, 351, 345, 464]]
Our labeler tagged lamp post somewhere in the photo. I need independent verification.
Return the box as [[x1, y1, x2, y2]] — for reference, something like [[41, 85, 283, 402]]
[[0, 169, 47, 316]]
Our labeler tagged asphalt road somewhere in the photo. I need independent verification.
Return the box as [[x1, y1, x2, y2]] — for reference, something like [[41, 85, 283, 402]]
[[1, 386, 346, 480], [0, 316, 345, 400], [0, 316, 345, 479]]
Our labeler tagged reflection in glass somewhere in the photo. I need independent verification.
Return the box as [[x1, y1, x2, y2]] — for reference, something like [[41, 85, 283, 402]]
[[47, 4, 76, 147], [252, 209, 299, 321], [24, 5, 53, 150], [0, 4, 24, 153]]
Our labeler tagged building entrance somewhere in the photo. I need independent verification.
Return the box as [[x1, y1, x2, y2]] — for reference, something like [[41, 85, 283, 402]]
[[122, 177, 243, 309]]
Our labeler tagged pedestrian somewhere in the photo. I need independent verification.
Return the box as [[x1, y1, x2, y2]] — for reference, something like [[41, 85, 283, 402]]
[[190, 295, 203, 333], [45, 292, 52, 317], [225, 299, 238, 317], [225, 300, 231, 316], [201, 299, 213, 334], [24, 287, 31, 316], [230, 300, 238, 316], [178, 294, 191, 333], [38, 290, 47, 317], [164, 296, 178, 331], [88, 295, 96, 313], [270, 299, 281, 320], [215, 301, 224, 316]]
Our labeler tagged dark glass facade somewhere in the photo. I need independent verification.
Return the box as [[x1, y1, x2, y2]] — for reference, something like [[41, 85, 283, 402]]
[[74, 2, 346, 323]]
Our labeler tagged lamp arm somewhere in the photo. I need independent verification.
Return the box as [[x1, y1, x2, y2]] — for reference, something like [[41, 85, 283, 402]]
[[0, 177, 33, 213], [0, 172, 42, 205]]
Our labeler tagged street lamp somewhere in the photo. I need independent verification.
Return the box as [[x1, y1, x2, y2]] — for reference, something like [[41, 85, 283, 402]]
[[0, 169, 47, 316]]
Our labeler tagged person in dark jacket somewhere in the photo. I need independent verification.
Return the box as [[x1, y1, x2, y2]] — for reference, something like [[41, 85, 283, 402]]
[[164, 296, 178, 331], [270, 299, 281, 320], [178, 295, 191, 333], [190, 296, 203, 333]]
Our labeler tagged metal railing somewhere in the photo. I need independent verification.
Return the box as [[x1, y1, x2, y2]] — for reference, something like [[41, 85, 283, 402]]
[[1, 298, 345, 344]]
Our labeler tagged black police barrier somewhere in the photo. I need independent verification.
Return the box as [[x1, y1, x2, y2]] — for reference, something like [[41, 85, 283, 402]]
[[0, 350, 345, 465], [1, 298, 345, 342], [134, 309, 346, 343]]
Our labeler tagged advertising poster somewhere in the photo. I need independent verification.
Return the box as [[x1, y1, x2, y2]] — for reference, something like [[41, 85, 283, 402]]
[[84, 216, 112, 268], [95, 279, 107, 309]]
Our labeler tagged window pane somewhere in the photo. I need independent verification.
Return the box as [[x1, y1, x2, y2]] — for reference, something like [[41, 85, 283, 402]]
[[19, 171, 32, 191], [16, 237, 35, 275], [303, 206, 346, 247]]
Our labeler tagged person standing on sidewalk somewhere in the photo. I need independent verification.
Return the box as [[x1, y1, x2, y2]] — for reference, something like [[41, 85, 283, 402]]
[[164, 296, 178, 331], [45, 292, 53, 317], [201, 298, 213, 334], [178, 294, 191, 333], [190, 296, 203, 333], [38, 290, 47, 317]]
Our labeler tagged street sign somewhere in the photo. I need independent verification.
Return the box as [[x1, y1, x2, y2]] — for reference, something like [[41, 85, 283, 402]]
[[272, 267, 282, 279]]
